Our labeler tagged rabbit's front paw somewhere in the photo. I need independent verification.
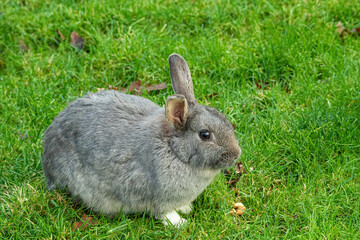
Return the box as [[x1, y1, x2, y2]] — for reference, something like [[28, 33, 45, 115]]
[[162, 210, 187, 227], [177, 204, 192, 214]]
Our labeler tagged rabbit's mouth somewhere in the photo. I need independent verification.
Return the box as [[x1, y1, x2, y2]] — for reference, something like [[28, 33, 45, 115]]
[[214, 152, 239, 168]]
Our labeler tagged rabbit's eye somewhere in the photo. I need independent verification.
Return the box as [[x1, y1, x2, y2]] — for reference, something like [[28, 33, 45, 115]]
[[199, 130, 211, 140]]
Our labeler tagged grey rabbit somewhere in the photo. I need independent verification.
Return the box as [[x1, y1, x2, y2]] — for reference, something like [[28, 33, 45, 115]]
[[42, 54, 241, 226]]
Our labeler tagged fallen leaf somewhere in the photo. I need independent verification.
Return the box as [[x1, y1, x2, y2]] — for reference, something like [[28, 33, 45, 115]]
[[97, 88, 105, 92], [230, 202, 246, 216], [146, 82, 167, 92], [207, 92, 218, 99], [336, 22, 360, 41], [223, 169, 232, 178], [235, 162, 246, 175], [336, 21, 350, 42], [226, 177, 240, 187], [224, 162, 246, 188], [224, 169, 240, 187], [284, 86, 291, 93], [336, 21, 346, 35], [129, 80, 142, 95], [57, 30, 66, 41], [70, 31, 84, 50], [73, 214, 98, 230], [19, 39, 29, 52], [108, 85, 127, 92], [254, 79, 269, 90]]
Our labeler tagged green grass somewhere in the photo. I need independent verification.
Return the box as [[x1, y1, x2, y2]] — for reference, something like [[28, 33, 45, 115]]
[[1, 0, 360, 239]]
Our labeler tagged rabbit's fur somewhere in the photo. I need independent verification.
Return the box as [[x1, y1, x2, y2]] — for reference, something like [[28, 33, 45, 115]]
[[42, 54, 241, 226]]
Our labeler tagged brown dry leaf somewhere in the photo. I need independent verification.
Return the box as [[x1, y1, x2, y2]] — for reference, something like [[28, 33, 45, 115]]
[[336, 22, 360, 41], [146, 82, 167, 92], [230, 202, 246, 216], [129, 80, 142, 95], [207, 92, 218, 99], [284, 86, 291, 94], [336, 21, 350, 41], [235, 162, 246, 175], [223, 169, 232, 178], [226, 177, 240, 187], [73, 214, 98, 230], [336, 21, 346, 35], [19, 39, 29, 52], [224, 162, 246, 188], [70, 31, 84, 50], [255, 79, 269, 90], [224, 169, 240, 187], [108, 85, 127, 92], [57, 30, 66, 41], [351, 27, 360, 35]]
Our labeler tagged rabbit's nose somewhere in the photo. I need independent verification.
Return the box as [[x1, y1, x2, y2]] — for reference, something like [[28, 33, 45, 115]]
[[233, 145, 241, 160], [228, 136, 241, 160]]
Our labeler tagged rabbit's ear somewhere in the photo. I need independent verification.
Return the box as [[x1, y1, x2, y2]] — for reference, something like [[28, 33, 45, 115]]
[[168, 54, 197, 105], [166, 94, 189, 130]]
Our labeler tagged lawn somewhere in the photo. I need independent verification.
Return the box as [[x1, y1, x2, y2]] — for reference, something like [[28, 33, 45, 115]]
[[1, 0, 359, 239]]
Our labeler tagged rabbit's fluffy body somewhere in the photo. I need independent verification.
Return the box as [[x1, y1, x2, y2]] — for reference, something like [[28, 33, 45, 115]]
[[42, 54, 241, 225]]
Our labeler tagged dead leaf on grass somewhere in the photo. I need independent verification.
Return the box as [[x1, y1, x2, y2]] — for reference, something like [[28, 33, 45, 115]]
[[255, 79, 269, 90], [224, 162, 246, 189], [70, 31, 84, 50], [351, 27, 360, 35], [57, 30, 66, 41], [73, 214, 98, 230], [229, 202, 246, 216], [235, 161, 246, 175], [336, 21, 346, 35], [207, 92, 218, 99], [108, 85, 127, 92], [336, 21, 360, 41], [284, 86, 291, 93], [129, 80, 142, 95]]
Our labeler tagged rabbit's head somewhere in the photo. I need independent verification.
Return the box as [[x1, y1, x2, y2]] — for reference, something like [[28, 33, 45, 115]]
[[165, 54, 241, 170]]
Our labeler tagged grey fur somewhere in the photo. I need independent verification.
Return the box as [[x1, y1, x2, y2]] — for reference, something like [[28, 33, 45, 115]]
[[42, 53, 241, 225]]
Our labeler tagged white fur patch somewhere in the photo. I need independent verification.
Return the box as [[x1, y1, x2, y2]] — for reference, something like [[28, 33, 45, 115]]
[[162, 210, 187, 227]]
